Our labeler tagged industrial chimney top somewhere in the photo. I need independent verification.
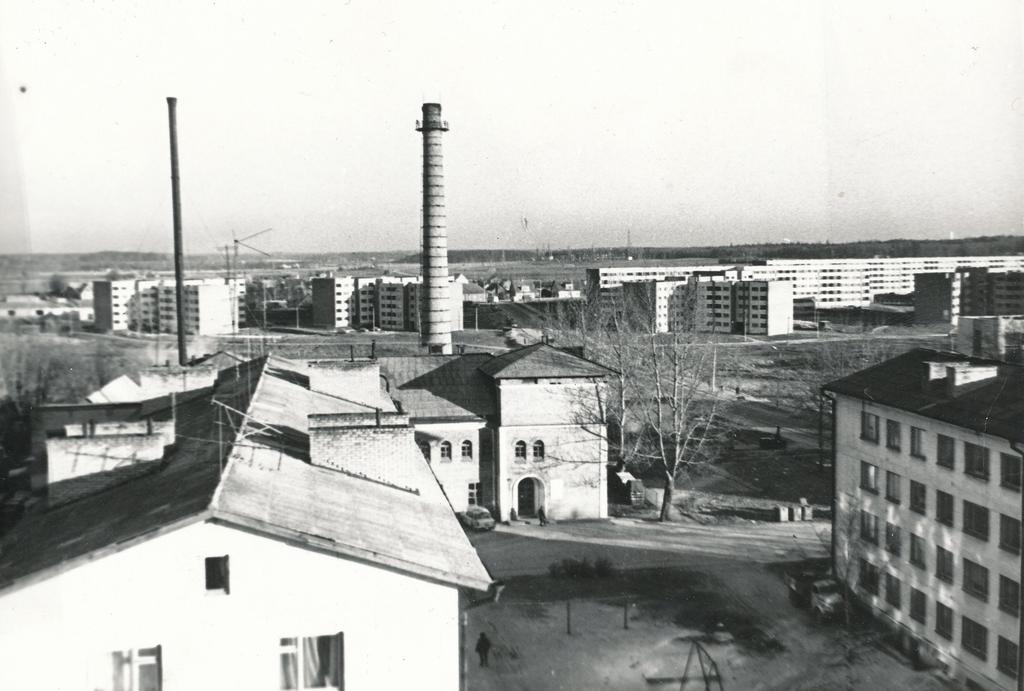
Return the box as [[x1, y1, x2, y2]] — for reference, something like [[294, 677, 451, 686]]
[[416, 103, 449, 132]]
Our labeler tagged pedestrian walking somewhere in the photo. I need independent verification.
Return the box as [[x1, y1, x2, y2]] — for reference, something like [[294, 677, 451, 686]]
[[475, 632, 492, 667], [537, 506, 548, 526]]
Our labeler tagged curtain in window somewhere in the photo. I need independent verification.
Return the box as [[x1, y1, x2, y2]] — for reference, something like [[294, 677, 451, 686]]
[[304, 636, 335, 687], [280, 639, 299, 690]]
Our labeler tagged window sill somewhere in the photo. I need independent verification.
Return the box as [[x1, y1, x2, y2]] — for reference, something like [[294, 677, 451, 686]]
[[999, 544, 1021, 556], [910, 453, 927, 461], [963, 530, 990, 543], [935, 631, 953, 641], [910, 507, 926, 516], [963, 647, 987, 662], [886, 446, 901, 453], [1000, 483, 1022, 493], [936, 575, 954, 585], [861, 437, 879, 445], [910, 559, 926, 570], [999, 604, 1020, 618], [886, 497, 901, 505], [964, 472, 990, 482], [962, 587, 989, 603], [861, 487, 879, 495]]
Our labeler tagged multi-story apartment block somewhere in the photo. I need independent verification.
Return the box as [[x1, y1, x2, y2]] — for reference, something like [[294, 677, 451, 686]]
[[917, 270, 1024, 325], [589, 256, 1024, 316], [343, 275, 462, 333], [311, 275, 356, 329], [825, 349, 1024, 690], [619, 276, 793, 336], [94, 278, 245, 335]]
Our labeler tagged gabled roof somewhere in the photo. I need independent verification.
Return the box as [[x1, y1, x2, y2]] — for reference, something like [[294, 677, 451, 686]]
[[477, 343, 614, 380], [0, 355, 492, 593], [380, 354, 496, 421], [823, 348, 1024, 444]]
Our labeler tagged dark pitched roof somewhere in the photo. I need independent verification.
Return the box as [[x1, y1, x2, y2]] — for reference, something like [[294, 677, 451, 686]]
[[823, 348, 1024, 444], [379, 354, 496, 421], [477, 343, 614, 380], [0, 358, 265, 590], [0, 355, 492, 593]]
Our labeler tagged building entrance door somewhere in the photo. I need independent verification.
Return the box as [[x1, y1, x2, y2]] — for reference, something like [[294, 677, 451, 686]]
[[517, 478, 537, 517]]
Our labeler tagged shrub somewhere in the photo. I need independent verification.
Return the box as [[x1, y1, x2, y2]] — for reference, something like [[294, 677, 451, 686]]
[[594, 556, 615, 578]]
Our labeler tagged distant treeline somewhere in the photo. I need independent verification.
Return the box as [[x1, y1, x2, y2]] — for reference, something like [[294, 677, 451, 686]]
[[411, 234, 1024, 264], [5, 235, 1022, 276]]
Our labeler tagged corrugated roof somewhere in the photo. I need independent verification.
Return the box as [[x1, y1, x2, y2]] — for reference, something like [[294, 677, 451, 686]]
[[380, 354, 496, 421], [0, 354, 491, 593], [823, 348, 1024, 444], [477, 343, 614, 380]]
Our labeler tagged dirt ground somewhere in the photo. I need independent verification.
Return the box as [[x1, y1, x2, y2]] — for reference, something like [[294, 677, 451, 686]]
[[467, 520, 954, 691]]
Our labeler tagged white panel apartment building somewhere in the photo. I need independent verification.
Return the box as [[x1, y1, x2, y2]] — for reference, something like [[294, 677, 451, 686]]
[[311, 275, 357, 329], [94, 278, 245, 335], [825, 350, 1024, 690], [589, 255, 1024, 311], [316, 275, 462, 332]]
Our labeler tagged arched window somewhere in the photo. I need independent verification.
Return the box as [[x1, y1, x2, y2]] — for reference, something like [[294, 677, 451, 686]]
[[418, 442, 430, 461], [461, 440, 473, 459], [514, 440, 527, 460], [532, 440, 545, 459], [439, 441, 452, 460]]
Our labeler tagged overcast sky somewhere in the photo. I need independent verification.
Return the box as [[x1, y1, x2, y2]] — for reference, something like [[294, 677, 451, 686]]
[[1, 0, 1022, 255]]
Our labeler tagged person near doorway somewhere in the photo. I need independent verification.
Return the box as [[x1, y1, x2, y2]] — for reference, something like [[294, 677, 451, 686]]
[[537, 506, 548, 526], [475, 632, 492, 667]]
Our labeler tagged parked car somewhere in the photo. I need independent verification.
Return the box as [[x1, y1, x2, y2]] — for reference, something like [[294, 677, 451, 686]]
[[810, 579, 845, 622], [458, 506, 496, 531], [785, 562, 830, 606]]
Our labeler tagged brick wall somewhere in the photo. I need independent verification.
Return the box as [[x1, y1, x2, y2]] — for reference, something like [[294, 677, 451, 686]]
[[47, 432, 170, 484], [308, 417, 416, 488]]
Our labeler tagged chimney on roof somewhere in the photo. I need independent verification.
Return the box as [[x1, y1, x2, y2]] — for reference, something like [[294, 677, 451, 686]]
[[307, 412, 415, 487], [922, 360, 999, 396]]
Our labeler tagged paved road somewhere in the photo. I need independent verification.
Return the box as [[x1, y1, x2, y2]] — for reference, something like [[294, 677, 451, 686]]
[[471, 517, 828, 580]]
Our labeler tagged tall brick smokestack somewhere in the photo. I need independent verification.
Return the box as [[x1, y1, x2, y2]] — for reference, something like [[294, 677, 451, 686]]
[[416, 103, 452, 355]]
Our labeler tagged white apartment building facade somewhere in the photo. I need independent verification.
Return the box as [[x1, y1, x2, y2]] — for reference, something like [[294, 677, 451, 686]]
[[588, 255, 1024, 312], [826, 350, 1024, 690], [94, 277, 245, 335], [311, 275, 356, 329]]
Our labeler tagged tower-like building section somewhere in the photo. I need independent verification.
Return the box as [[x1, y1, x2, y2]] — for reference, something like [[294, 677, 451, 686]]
[[416, 103, 453, 355]]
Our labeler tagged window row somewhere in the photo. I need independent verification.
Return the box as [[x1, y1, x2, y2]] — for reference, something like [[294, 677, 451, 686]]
[[513, 439, 546, 461], [858, 518, 1021, 616], [859, 463, 1021, 553], [418, 439, 475, 462], [859, 412, 1021, 491], [858, 560, 1018, 678], [92, 634, 346, 690]]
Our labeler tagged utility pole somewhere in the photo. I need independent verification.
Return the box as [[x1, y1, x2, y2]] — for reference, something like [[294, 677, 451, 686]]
[[166, 97, 188, 366]]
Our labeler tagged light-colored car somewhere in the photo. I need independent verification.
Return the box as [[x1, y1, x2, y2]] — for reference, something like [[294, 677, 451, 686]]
[[458, 506, 496, 531], [810, 579, 844, 621]]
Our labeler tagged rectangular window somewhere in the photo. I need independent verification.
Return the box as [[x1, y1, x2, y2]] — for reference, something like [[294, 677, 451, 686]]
[[963, 501, 990, 541], [205, 556, 229, 594], [909, 534, 926, 569], [910, 588, 926, 624], [885, 573, 901, 609], [910, 427, 926, 459], [860, 462, 879, 493], [1001, 453, 1022, 492], [885, 522, 901, 557], [936, 546, 954, 583], [95, 646, 162, 691], [467, 482, 480, 507], [279, 634, 344, 690], [963, 559, 989, 601], [999, 637, 1020, 679], [1000, 576, 1020, 617], [964, 442, 990, 480], [935, 602, 953, 640], [936, 490, 954, 526], [962, 617, 988, 661], [909, 480, 926, 515], [859, 559, 879, 595], [1001, 514, 1021, 555], [860, 511, 879, 545], [937, 434, 955, 469], [885, 472, 901, 503], [861, 412, 879, 443], [885, 420, 901, 451]]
